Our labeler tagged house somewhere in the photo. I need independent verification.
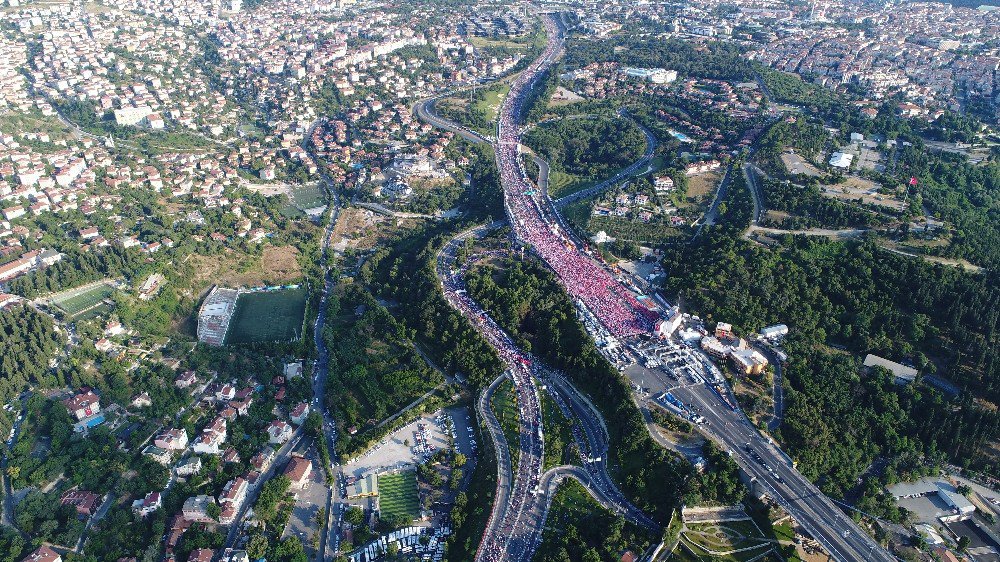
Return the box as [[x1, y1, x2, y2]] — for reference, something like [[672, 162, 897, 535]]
[[176, 456, 202, 476], [284, 455, 313, 489], [61, 489, 102, 517], [21, 546, 62, 562], [222, 448, 240, 464], [145, 113, 165, 129], [63, 389, 101, 421], [104, 320, 125, 336], [154, 428, 189, 450], [250, 447, 275, 472], [131, 491, 161, 517], [189, 549, 214, 562], [653, 175, 674, 192], [176, 371, 197, 389], [192, 430, 225, 455], [290, 402, 309, 426], [182, 495, 216, 523], [729, 348, 769, 376], [231, 398, 252, 417], [215, 384, 235, 401], [193, 418, 227, 454], [267, 420, 293, 444], [218, 477, 248, 524], [131, 392, 152, 408]]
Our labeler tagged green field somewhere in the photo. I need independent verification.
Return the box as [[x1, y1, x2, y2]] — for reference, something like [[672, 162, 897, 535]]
[[378, 471, 419, 522], [49, 282, 115, 317], [225, 288, 306, 344], [491, 378, 521, 472], [283, 184, 326, 217]]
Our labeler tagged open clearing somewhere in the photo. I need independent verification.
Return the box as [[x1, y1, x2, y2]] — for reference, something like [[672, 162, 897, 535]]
[[780, 152, 822, 177], [186, 245, 302, 291], [48, 281, 115, 317], [378, 470, 420, 522], [679, 170, 722, 212], [674, 520, 776, 562], [819, 176, 903, 211], [225, 287, 306, 344]]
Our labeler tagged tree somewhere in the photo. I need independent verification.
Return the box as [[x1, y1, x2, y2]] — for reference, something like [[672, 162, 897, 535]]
[[246, 534, 268, 560], [958, 536, 971, 552], [206, 502, 221, 521], [453, 453, 467, 467], [345, 506, 364, 526]]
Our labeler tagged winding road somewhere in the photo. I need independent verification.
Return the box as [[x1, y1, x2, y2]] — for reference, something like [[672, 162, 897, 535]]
[[418, 10, 897, 562]]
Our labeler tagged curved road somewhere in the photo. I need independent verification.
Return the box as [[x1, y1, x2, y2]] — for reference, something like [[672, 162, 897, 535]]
[[417, 13, 895, 562]]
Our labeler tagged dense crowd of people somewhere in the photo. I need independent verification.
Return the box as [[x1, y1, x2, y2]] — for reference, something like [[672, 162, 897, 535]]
[[441, 267, 544, 562], [495, 17, 656, 339], [437, 14, 661, 562]]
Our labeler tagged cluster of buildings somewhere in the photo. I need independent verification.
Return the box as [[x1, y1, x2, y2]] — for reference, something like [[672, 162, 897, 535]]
[[699, 322, 771, 376], [126, 366, 318, 557], [561, 62, 767, 157], [565, 0, 998, 120], [460, 9, 529, 38], [750, 3, 1000, 117], [10, 4, 239, 136], [0, 0, 532, 282], [592, 188, 686, 227]]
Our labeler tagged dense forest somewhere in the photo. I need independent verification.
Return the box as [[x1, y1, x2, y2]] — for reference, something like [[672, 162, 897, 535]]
[[660, 233, 1000, 487], [899, 145, 1000, 270], [0, 306, 62, 407], [321, 283, 443, 444], [7, 246, 146, 298], [523, 117, 646, 180]]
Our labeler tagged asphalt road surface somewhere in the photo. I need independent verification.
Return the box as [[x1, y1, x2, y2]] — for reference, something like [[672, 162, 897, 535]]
[[417, 13, 894, 561]]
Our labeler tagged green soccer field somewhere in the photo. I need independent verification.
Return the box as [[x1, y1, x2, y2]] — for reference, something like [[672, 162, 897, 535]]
[[50, 283, 115, 316], [378, 471, 420, 523], [225, 288, 307, 344]]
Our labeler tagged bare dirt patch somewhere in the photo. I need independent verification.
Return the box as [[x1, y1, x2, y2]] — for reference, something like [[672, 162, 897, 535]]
[[262, 245, 302, 280], [781, 152, 822, 177], [682, 170, 721, 209], [819, 176, 903, 211], [186, 245, 301, 292]]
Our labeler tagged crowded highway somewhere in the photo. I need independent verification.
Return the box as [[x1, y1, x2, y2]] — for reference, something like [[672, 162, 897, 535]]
[[418, 9, 897, 562]]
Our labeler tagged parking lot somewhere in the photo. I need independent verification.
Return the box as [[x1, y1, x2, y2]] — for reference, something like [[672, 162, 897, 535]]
[[342, 408, 475, 480], [282, 448, 328, 557]]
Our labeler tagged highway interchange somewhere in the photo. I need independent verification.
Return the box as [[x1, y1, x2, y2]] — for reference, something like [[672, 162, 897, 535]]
[[415, 9, 899, 562]]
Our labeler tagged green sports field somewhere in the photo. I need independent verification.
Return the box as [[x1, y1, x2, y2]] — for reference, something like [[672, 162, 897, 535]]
[[225, 288, 306, 344], [282, 184, 327, 217], [378, 471, 419, 522], [50, 282, 115, 317]]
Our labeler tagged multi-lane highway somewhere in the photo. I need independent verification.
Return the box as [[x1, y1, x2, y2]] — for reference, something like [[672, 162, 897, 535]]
[[435, 224, 545, 562], [417, 10, 896, 562]]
